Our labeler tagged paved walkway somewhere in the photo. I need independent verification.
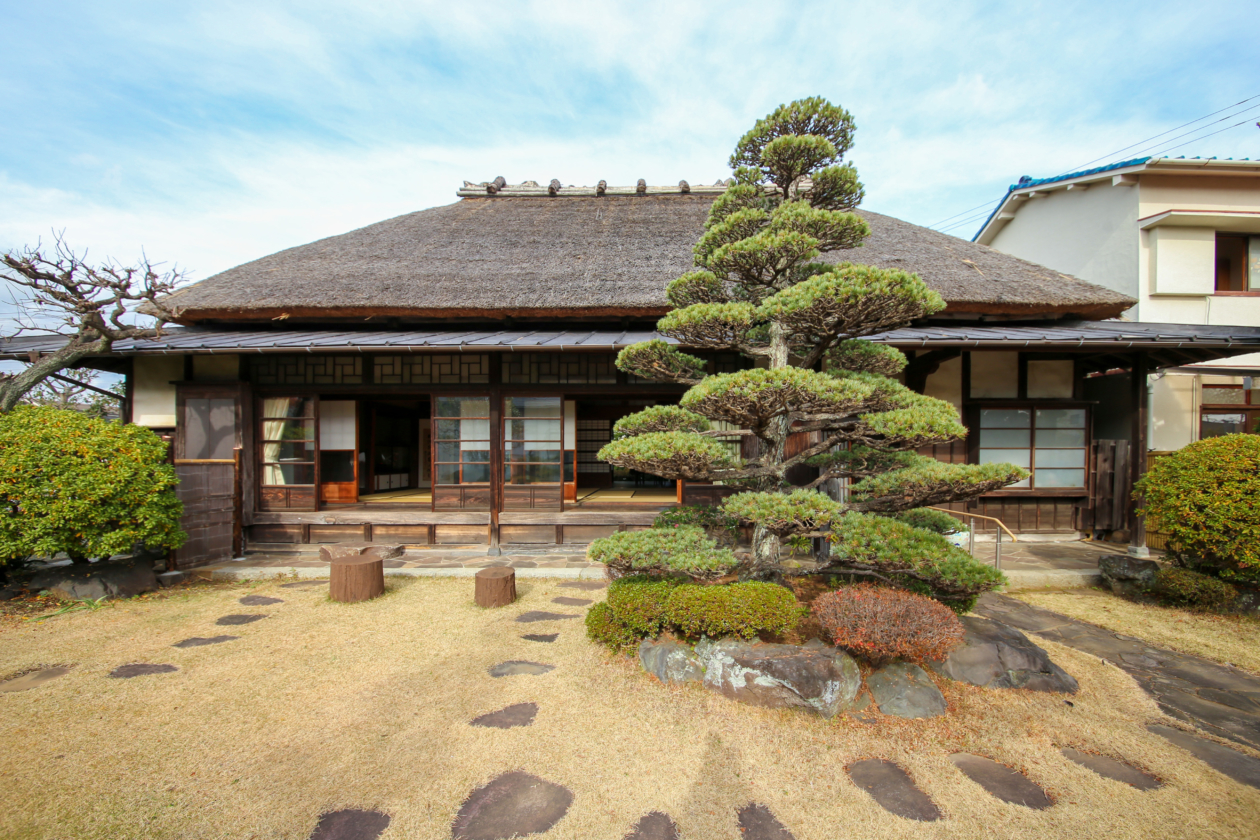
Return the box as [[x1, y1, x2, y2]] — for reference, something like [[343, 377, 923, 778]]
[[976, 593, 1260, 752], [196, 548, 604, 580]]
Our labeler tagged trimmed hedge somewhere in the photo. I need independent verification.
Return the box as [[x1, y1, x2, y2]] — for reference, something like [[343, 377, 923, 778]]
[[665, 582, 804, 640], [605, 575, 681, 636], [584, 602, 640, 654], [1136, 434, 1260, 582], [1151, 568, 1238, 611], [811, 583, 964, 665]]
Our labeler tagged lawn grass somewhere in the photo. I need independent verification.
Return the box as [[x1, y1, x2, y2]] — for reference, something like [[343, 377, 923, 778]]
[[1014, 588, 1260, 675], [1, 576, 1257, 839]]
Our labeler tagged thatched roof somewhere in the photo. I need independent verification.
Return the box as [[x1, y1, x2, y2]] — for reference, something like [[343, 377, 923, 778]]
[[160, 190, 1135, 324]]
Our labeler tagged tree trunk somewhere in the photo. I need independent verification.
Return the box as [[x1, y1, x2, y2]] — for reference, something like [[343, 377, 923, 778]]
[[474, 566, 517, 608], [746, 320, 792, 577], [749, 525, 781, 579], [0, 338, 107, 413]]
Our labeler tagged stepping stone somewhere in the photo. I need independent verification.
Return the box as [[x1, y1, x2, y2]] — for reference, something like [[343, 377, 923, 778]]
[[216, 614, 267, 626], [846, 759, 941, 821], [0, 666, 72, 693], [280, 580, 328, 589], [451, 771, 573, 839], [489, 661, 555, 677], [559, 580, 607, 590], [522, 633, 558, 643], [552, 596, 592, 606], [515, 611, 579, 623], [239, 594, 284, 606], [173, 635, 238, 648], [307, 808, 391, 840], [109, 663, 178, 679], [624, 811, 679, 840], [736, 803, 796, 840], [1148, 724, 1260, 790], [471, 702, 538, 729], [1061, 748, 1161, 790], [950, 754, 1052, 809]]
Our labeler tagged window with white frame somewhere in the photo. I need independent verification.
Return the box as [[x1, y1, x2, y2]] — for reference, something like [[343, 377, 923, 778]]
[[977, 407, 1087, 490]]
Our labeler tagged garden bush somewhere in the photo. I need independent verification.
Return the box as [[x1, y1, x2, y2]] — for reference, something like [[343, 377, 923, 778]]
[[605, 575, 682, 636], [825, 512, 1003, 613], [1136, 434, 1260, 582], [0, 406, 185, 566], [653, 505, 740, 547], [665, 582, 805, 640], [890, 508, 967, 535], [1151, 567, 1238, 611], [811, 583, 964, 665], [587, 526, 738, 580], [584, 602, 640, 654]]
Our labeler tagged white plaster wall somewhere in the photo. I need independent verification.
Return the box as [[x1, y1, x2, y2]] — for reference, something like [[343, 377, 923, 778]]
[[1149, 373, 1198, 451], [1138, 175, 1259, 216], [131, 356, 183, 427], [923, 356, 962, 413], [988, 182, 1140, 301], [1148, 227, 1215, 295]]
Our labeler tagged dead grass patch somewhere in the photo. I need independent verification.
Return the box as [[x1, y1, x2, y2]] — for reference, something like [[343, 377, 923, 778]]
[[1014, 588, 1260, 675], [0, 577, 1257, 839]]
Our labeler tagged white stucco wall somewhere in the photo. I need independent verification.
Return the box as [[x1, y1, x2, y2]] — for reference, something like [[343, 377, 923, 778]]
[[131, 356, 183, 427], [1150, 374, 1198, 451], [987, 182, 1140, 303], [923, 356, 962, 413]]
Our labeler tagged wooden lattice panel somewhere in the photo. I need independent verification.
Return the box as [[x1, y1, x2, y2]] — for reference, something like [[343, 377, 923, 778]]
[[373, 354, 491, 384], [250, 355, 364, 385], [502, 353, 618, 384]]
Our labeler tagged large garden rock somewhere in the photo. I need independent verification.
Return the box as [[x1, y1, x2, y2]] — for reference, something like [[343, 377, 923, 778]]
[[929, 616, 1077, 693], [866, 662, 947, 719], [1099, 555, 1160, 598], [694, 638, 861, 718], [638, 639, 704, 685], [29, 561, 157, 601]]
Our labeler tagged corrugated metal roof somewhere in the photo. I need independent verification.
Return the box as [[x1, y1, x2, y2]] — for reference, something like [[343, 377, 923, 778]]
[[5, 321, 1260, 360]]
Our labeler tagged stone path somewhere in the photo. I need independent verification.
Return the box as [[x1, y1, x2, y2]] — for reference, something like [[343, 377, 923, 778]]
[[521, 633, 557, 643], [846, 759, 941, 821], [173, 635, 238, 648], [488, 661, 554, 678], [0, 666, 72, 692], [239, 594, 284, 606], [736, 803, 795, 839], [109, 663, 178, 678], [216, 613, 268, 626], [552, 596, 592, 606], [307, 809, 390, 840], [950, 754, 1053, 809], [514, 610, 579, 623], [451, 771, 573, 840], [209, 548, 601, 575], [1060, 747, 1161, 790], [470, 703, 538, 729], [624, 811, 680, 840], [976, 594, 1260, 751], [559, 580, 607, 591]]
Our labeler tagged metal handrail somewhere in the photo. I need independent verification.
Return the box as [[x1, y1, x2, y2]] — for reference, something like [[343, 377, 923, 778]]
[[926, 506, 1016, 570]]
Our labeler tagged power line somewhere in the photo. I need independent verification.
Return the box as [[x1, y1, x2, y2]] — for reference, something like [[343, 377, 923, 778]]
[[1145, 113, 1260, 158], [1121, 101, 1260, 161]]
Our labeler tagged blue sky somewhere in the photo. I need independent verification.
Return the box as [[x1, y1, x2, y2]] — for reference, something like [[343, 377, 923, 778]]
[[2, 0, 1258, 286]]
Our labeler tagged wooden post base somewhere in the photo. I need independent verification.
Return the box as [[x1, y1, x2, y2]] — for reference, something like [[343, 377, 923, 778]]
[[475, 567, 517, 608], [330, 555, 385, 603]]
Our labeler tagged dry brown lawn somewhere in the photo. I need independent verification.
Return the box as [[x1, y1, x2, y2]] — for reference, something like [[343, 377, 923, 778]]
[[1015, 588, 1260, 675], [2, 576, 1258, 840]]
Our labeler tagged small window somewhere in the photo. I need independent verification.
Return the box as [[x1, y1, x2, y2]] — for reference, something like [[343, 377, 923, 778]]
[[977, 406, 1087, 490], [1216, 234, 1249, 292]]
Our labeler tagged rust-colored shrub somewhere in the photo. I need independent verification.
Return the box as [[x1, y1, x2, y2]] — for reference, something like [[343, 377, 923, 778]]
[[811, 583, 964, 665]]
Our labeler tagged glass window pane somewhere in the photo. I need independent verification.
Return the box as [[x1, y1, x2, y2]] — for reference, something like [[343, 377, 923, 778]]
[[1203, 387, 1245, 405], [980, 409, 1031, 429], [979, 428, 1030, 447], [185, 398, 236, 460], [436, 464, 460, 484], [320, 450, 355, 482], [508, 396, 561, 418], [435, 396, 489, 417], [1202, 413, 1247, 437], [1035, 468, 1086, 488], [460, 419, 491, 444], [262, 418, 314, 441], [505, 464, 562, 484], [262, 463, 314, 485], [436, 442, 460, 462], [1007, 476, 1031, 489], [980, 449, 1031, 468], [261, 397, 313, 418], [1036, 408, 1086, 429], [265, 441, 315, 462], [506, 418, 562, 441], [507, 448, 562, 463], [462, 464, 490, 483], [462, 449, 490, 463], [1035, 429, 1086, 448], [1036, 449, 1086, 468]]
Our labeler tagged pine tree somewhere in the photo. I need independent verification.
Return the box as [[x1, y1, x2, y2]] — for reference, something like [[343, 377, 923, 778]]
[[598, 98, 1025, 597]]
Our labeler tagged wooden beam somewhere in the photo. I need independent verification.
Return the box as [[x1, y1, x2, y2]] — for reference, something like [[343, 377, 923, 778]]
[[1128, 352, 1149, 555]]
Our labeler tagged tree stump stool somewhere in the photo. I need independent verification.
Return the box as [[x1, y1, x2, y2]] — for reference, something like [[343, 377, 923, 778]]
[[330, 554, 385, 603], [475, 567, 517, 608]]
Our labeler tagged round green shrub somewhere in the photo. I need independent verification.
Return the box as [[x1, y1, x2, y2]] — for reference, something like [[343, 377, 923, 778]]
[[1151, 567, 1238, 611], [665, 582, 805, 640], [587, 526, 739, 580], [584, 602, 640, 654], [1136, 435, 1260, 582], [0, 406, 185, 565], [891, 508, 967, 535], [606, 575, 682, 636]]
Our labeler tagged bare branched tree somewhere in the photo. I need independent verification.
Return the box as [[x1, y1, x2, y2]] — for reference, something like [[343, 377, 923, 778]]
[[20, 368, 125, 419], [0, 234, 183, 412]]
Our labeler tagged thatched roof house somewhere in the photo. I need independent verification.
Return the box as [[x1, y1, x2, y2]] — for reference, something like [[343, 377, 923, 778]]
[[160, 182, 1135, 324]]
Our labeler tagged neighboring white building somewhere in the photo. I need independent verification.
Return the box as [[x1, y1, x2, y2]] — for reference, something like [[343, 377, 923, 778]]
[[974, 156, 1260, 451]]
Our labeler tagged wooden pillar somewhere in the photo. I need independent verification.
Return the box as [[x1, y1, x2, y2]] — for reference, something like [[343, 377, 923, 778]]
[[1128, 352, 1149, 556], [488, 383, 503, 555]]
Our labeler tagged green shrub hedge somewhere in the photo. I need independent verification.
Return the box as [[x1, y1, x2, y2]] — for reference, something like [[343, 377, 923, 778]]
[[584, 602, 641, 654], [1151, 568, 1238, 611], [665, 582, 804, 640], [1136, 434, 1260, 582], [605, 575, 681, 636]]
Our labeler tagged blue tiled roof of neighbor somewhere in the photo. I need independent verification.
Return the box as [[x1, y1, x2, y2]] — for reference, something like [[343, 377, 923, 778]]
[[971, 155, 1257, 241]]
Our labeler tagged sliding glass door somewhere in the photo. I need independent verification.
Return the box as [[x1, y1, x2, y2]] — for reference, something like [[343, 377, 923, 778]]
[[432, 396, 492, 510], [503, 396, 563, 510], [259, 397, 317, 510]]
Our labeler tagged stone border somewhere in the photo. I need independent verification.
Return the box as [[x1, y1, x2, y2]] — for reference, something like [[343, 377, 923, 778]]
[[196, 565, 608, 582]]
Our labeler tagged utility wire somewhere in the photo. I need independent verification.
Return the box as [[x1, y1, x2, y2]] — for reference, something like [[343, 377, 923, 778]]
[[1120, 101, 1260, 160], [926, 92, 1260, 232], [1144, 112, 1260, 158]]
